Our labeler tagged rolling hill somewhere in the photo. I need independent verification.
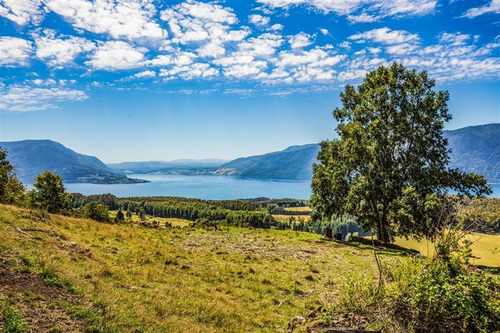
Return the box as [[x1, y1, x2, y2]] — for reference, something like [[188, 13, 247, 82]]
[[0, 140, 146, 184]]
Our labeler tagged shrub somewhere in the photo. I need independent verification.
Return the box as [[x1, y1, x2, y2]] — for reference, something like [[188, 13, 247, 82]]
[[82, 201, 110, 222], [394, 257, 500, 333]]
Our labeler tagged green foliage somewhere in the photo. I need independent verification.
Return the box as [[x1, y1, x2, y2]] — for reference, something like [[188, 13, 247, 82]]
[[72, 195, 278, 229], [115, 209, 124, 222], [28, 171, 71, 214], [395, 257, 500, 333], [2, 306, 26, 333], [82, 201, 110, 222], [0, 147, 25, 205], [312, 63, 491, 242]]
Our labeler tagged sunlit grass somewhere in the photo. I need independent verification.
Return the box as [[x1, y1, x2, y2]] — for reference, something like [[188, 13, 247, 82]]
[[0, 204, 408, 332], [394, 233, 500, 267]]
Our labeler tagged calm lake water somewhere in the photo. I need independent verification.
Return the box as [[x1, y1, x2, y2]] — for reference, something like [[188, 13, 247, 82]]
[[64, 174, 500, 200], [65, 174, 312, 200]]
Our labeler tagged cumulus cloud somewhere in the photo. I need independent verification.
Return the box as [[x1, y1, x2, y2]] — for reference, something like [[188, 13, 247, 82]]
[[289, 32, 315, 48], [159, 62, 218, 80], [338, 30, 500, 83], [0, 0, 42, 25], [34, 30, 95, 67], [0, 84, 88, 111], [257, 0, 437, 21], [249, 14, 270, 27], [462, 0, 500, 18], [44, 0, 165, 41], [349, 27, 419, 45], [86, 41, 148, 70], [0, 37, 33, 66], [160, 0, 249, 58]]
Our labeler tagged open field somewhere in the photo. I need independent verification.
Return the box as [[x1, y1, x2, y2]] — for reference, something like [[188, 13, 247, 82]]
[[283, 207, 312, 212], [273, 214, 311, 222], [395, 233, 500, 267], [0, 204, 414, 332], [109, 210, 190, 227]]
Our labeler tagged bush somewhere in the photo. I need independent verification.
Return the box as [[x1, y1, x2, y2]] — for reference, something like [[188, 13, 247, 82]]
[[328, 255, 500, 333], [82, 201, 110, 222], [394, 257, 500, 333]]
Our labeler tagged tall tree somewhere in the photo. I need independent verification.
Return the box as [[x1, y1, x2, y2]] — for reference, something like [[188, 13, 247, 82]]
[[0, 147, 25, 205], [312, 63, 491, 243], [29, 171, 71, 214]]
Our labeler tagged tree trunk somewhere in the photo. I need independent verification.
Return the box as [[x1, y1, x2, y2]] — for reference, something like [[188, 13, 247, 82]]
[[376, 218, 390, 243]]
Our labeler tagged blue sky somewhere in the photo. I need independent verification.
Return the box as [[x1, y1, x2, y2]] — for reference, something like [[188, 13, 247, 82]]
[[0, 0, 499, 162]]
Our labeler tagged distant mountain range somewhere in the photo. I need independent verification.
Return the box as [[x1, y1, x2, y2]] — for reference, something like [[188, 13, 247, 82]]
[[108, 159, 228, 175], [0, 140, 146, 184], [214, 144, 320, 180], [211, 124, 499, 182], [444, 123, 499, 183], [2, 124, 498, 185]]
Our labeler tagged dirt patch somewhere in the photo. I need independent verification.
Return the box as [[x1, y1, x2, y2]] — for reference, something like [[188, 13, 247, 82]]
[[0, 256, 84, 332]]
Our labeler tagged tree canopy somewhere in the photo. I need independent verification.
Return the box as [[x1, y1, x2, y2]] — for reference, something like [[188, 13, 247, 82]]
[[0, 147, 25, 205], [311, 63, 491, 242], [29, 171, 71, 214], [82, 201, 110, 222]]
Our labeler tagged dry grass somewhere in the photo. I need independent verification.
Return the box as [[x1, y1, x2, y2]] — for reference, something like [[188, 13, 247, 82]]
[[0, 204, 410, 332], [273, 215, 311, 222], [283, 207, 312, 213], [395, 233, 500, 267]]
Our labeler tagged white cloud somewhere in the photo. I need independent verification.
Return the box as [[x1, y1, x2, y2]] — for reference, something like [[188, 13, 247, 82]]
[[0, 37, 32, 66], [0, 84, 88, 111], [129, 70, 156, 79], [269, 23, 284, 31], [0, 0, 41, 25], [86, 41, 147, 70], [34, 30, 95, 67], [159, 62, 218, 80], [270, 46, 346, 83], [347, 13, 379, 23], [319, 28, 329, 35], [349, 27, 419, 44], [160, 0, 249, 58], [462, 0, 500, 18], [289, 32, 315, 48], [257, 0, 436, 21], [44, 0, 166, 41], [438, 32, 471, 46], [338, 30, 500, 83], [249, 14, 270, 27]]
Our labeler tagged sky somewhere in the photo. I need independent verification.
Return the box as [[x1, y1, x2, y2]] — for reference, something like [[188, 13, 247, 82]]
[[0, 0, 499, 163]]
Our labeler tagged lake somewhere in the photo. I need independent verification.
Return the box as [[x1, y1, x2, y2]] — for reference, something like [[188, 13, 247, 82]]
[[64, 174, 500, 200], [65, 174, 312, 200]]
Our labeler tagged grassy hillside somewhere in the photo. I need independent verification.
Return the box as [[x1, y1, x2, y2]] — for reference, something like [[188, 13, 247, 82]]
[[0, 204, 414, 332]]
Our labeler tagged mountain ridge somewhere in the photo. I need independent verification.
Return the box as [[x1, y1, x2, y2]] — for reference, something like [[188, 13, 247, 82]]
[[0, 140, 146, 184], [215, 123, 500, 182]]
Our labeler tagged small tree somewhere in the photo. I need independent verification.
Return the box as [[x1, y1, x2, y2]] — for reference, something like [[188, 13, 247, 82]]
[[115, 209, 125, 222], [312, 63, 491, 243], [82, 201, 110, 222], [138, 208, 146, 221], [29, 171, 71, 214], [0, 147, 25, 205], [126, 210, 132, 219]]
